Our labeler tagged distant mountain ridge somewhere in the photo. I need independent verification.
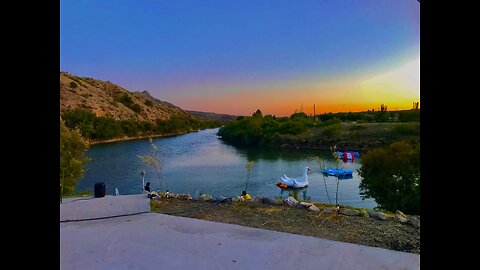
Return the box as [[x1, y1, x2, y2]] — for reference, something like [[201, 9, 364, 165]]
[[186, 110, 238, 122]]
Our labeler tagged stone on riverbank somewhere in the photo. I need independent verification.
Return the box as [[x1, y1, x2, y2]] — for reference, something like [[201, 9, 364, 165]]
[[368, 210, 387, 220], [284, 196, 299, 207], [298, 202, 314, 208], [339, 208, 360, 216], [395, 210, 409, 223], [323, 207, 335, 214], [409, 216, 420, 228], [308, 205, 320, 212], [262, 197, 282, 205]]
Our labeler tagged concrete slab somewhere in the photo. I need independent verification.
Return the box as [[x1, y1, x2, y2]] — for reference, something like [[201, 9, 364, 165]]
[[60, 212, 420, 270], [60, 195, 150, 222]]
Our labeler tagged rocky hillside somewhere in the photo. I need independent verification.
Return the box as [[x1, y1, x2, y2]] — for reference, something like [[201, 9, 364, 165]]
[[60, 72, 191, 123]]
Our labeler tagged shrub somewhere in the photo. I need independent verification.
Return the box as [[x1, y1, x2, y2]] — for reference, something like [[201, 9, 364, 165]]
[[358, 140, 420, 214]]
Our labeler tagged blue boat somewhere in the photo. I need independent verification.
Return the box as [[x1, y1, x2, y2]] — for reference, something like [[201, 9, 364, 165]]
[[336, 151, 360, 160], [322, 167, 353, 177]]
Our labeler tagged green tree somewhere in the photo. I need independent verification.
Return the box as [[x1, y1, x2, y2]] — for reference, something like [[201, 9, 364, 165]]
[[358, 140, 420, 214], [60, 118, 89, 199]]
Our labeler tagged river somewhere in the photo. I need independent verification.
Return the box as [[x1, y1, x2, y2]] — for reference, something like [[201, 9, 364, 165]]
[[77, 128, 377, 209]]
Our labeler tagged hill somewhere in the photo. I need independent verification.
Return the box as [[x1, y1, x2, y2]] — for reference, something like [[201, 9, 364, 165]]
[[186, 110, 238, 122], [60, 72, 190, 123], [60, 72, 226, 142]]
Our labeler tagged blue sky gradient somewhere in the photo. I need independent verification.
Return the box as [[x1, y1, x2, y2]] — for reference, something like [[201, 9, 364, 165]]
[[61, 0, 419, 115]]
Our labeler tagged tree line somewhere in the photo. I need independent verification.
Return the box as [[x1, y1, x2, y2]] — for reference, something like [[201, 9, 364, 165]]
[[217, 109, 420, 147], [62, 109, 225, 140]]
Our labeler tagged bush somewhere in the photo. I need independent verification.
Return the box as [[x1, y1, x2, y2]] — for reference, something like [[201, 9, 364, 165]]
[[69, 82, 78, 89], [358, 140, 420, 214], [322, 124, 340, 140], [60, 118, 89, 196]]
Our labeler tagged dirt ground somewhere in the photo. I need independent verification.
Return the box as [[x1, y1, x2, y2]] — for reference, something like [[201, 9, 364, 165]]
[[151, 198, 420, 254]]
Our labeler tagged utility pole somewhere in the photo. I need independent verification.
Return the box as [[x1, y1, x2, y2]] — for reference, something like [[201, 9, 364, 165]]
[[313, 104, 316, 120]]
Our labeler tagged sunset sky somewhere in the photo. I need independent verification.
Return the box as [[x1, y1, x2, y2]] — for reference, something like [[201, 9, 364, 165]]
[[60, 0, 420, 116]]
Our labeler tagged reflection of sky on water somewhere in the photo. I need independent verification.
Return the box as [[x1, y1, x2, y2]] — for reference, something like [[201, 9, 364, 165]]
[[78, 128, 377, 209]]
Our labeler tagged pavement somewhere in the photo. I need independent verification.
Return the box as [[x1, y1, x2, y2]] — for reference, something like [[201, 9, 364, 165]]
[[60, 195, 420, 270], [60, 195, 150, 222]]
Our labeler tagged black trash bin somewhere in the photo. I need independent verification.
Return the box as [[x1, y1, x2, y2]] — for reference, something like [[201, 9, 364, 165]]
[[94, 182, 106, 198]]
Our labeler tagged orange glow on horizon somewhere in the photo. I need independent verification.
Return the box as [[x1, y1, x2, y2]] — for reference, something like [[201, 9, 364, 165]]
[[172, 57, 420, 117]]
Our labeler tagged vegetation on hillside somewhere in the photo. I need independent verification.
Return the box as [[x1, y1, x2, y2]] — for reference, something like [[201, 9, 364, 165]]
[[60, 118, 90, 197], [217, 109, 420, 149], [358, 140, 420, 214], [62, 109, 224, 141]]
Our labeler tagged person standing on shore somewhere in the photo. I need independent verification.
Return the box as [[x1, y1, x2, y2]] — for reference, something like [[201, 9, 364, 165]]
[[144, 182, 151, 192]]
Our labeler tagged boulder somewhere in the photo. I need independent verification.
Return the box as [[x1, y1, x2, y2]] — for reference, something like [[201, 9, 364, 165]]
[[409, 216, 420, 228], [284, 196, 299, 207], [395, 210, 409, 223], [308, 205, 320, 212], [198, 194, 213, 201], [368, 210, 387, 220], [339, 208, 360, 216], [232, 196, 243, 202], [298, 202, 314, 208], [250, 196, 263, 204], [177, 194, 192, 200], [322, 207, 335, 214], [395, 210, 407, 218], [262, 197, 282, 205]]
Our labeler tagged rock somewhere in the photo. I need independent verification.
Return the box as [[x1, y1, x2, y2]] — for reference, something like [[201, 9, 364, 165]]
[[395, 210, 409, 223], [177, 194, 192, 200], [368, 210, 387, 220], [163, 192, 174, 199], [298, 202, 314, 208], [359, 209, 369, 217], [233, 196, 245, 202], [409, 216, 420, 228], [395, 215, 409, 223], [339, 208, 360, 216], [250, 196, 263, 204], [323, 207, 335, 214], [284, 196, 299, 207], [262, 197, 282, 205], [308, 205, 320, 212], [198, 194, 213, 201], [395, 210, 407, 218]]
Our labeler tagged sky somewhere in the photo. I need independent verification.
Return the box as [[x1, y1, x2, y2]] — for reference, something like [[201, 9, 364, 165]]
[[60, 0, 420, 116]]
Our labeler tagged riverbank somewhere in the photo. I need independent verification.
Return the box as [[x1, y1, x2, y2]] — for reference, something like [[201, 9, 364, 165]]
[[89, 130, 200, 145], [219, 121, 420, 151], [150, 196, 420, 254]]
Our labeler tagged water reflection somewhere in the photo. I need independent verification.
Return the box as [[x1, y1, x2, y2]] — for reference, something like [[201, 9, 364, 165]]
[[79, 128, 377, 209], [224, 143, 334, 162], [280, 186, 310, 201]]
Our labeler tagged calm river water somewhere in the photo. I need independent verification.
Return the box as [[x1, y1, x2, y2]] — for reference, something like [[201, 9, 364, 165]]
[[77, 128, 377, 209]]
